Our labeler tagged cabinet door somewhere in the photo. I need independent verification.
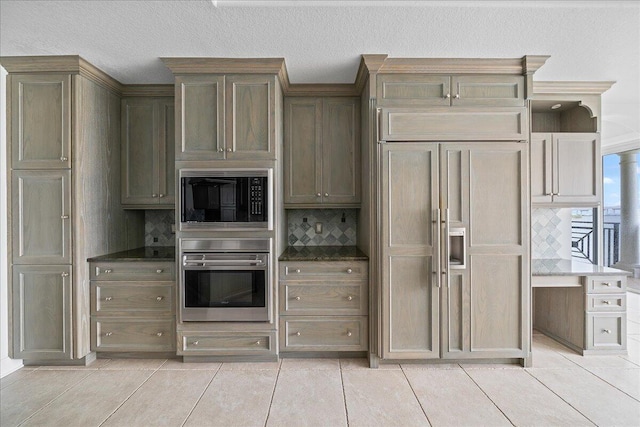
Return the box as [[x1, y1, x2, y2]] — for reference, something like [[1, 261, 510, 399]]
[[158, 99, 176, 206], [284, 97, 322, 205], [451, 75, 524, 107], [531, 133, 553, 204], [322, 98, 360, 205], [121, 98, 157, 205], [12, 265, 72, 360], [176, 75, 225, 160], [553, 133, 601, 205], [441, 143, 528, 359], [12, 170, 71, 264], [377, 74, 451, 107], [11, 74, 72, 169], [381, 143, 440, 359], [225, 75, 275, 160]]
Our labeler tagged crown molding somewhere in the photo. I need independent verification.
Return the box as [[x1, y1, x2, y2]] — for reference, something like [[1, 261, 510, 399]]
[[376, 56, 539, 75], [285, 84, 359, 97], [161, 57, 287, 75], [534, 81, 616, 95], [121, 84, 175, 97]]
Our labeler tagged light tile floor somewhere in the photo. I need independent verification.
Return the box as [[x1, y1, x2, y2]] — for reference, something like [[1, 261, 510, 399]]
[[2, 292, 640, 427]]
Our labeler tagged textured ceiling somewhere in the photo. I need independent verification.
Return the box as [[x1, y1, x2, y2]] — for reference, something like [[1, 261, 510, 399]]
[[1, 0, 639, 147]]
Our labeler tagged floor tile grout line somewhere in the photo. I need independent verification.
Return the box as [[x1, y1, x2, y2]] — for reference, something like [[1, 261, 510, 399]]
[[399, 364, 433, 426], [575, 365, 640, 404], [338, 362, 350, 427], [263, 362, 282, 427], [98, 361, 168, 427], [523, 368, 598, 426], [180, 364, 222, 427], [16, 369, 97, 427], [459, 365, 517, 427]]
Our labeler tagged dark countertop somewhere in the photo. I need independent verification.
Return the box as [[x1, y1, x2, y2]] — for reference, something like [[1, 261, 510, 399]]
[[87, 246, 175, 262], [279, 246, 369, 261], [532, 259, 631, 276]]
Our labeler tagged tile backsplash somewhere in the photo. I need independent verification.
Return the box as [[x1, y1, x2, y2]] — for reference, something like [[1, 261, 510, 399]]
[[145, 210, 175, 247], [531, 208, 572, 259], [288, 209, 357, 246]]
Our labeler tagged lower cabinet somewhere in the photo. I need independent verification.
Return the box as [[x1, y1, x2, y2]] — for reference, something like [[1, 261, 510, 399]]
[[90, 261, 176, 353], [279, 260, 368, 353], [585, 275, 627, 353], [177, 331, 276, 356]]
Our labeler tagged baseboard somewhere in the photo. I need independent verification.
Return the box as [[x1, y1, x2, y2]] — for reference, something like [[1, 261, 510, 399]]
[[1, 356, 23, 378]]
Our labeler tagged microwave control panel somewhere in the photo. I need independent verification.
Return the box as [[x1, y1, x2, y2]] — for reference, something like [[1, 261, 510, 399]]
[[250, 178, 264, 217]]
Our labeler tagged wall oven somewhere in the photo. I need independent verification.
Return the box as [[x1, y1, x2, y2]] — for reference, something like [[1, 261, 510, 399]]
[[180, 168, 273, 231], [180, 239, 271, 322]]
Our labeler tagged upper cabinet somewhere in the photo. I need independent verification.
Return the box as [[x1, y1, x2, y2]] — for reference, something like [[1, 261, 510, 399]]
[[377, 74, 524, 108], [121, 96, 175, 208], [284, 97, 360, 207], [175, 74, 276, 161], [11, 74, 72, 169]]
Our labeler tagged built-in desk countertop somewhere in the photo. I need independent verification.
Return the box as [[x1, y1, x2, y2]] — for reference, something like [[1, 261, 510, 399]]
[[532, 259, 631, 278]]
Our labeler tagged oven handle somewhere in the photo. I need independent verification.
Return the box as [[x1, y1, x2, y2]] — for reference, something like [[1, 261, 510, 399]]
[[183, 258, 266, 267]]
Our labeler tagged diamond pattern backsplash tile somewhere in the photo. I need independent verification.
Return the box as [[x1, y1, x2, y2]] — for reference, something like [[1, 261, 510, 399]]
[[532, 208, 566, 259], [288, 209, 357, 246], [145, 210, 175, 247]]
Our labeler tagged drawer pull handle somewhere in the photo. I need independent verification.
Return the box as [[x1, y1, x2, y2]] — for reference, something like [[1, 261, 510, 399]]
[[193, 341, 199, 346], [295, 296, 301, 301], [295, 269, 301, 273], [346, 330, 352, 337], [255, 340, 261, 345], [347, 296, 353, 301], [105, 296, 113, 301], [604, 283, 611, 287], [61, 215, 69, 219], [103, 269, 112, 274], [156, 332, 163, 337], [105, 332, 113, 337], [296, 332, 301, 336], [603, 329, 612, 334], [156, 269, 163, 274], [602, 300, 611, 305], [346, 268, 353, 274], [156, 296, 164, 302]]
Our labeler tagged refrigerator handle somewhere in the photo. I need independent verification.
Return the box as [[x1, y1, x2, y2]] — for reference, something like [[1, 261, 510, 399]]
[[434, 208, 441, 288], [442, 208, 450, 288]]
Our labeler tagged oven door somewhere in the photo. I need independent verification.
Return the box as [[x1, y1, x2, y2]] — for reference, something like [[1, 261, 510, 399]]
[[181, 253, 269, 321]]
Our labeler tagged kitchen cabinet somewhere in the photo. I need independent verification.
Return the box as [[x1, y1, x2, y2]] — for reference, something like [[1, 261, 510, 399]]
[[121, 97, 175, 207], [531, 132, 600, 206], [12, 265, 72, 360], [90, 260, 176, 353], [279, 261, 368, 352], [10, 74, 72, 169], [380, 142, 529, 360], [377, 74, 524, 108], [284, 97, 360, 206], [175, 74, 276, 161]]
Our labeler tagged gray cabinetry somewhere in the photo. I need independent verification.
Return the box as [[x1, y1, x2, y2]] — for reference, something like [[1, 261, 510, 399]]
[[10, 74, 72, 169], [175, 74, 276, 161], [90, 261, 176, 353], [12, 265, 72, 360], [381, 142, 529, 360], [279, 261, 368, 352], [585, 275, 627, 353], [284, 97, 360, 207], [121, 97, 175, 207], [531, 132, 600, 206]]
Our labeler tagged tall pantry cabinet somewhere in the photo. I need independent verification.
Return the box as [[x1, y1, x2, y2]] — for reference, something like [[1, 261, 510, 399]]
[[2, 56, 143, 363], [359, 56, 548, 366]]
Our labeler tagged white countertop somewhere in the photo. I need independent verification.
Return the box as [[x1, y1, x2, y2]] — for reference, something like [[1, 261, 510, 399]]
[[532, 259, 632, 276]]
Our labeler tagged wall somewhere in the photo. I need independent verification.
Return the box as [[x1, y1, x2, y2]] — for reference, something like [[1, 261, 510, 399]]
[[531, 208, 573, 259], [287, 209, 357, 246], [1, 66, 23, 376]]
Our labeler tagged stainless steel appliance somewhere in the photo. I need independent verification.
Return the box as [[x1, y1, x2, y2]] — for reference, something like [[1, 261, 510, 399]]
[[180, 238, 271, 322], [180, 168, 272, 230]]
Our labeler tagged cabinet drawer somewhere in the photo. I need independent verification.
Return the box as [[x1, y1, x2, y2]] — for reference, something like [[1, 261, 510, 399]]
[[587, 277, 626, 294], [280, 261, 367, 281], [586, 294, 626, 312], [586, 313, 626, 350], [93, 319, 175, 352], [280, 316, 367, 351], [280, 281, 367, 315], [178, 332, 275, 356], [91, 282, 174, 316], [90, 262, 175, 281]]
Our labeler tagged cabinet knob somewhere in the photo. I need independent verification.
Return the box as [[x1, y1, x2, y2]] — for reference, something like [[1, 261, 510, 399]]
[[295, 296, 301, 301], [324, 192, 329, 197], [295, 269, 301, 273], [454, 94, 460, 99], [156, 269, 164, 274], [156, 332, 163, 337], [316, 192, 321, 197], [346, 330, 352, 337], [60, 215, 69, 219], [105, 296, 113, 301], [105, 332, 113, 337], [61, 272, 69, 277], [159, 194, 164, 198], [60, 156, 68, 161], [193, 340, 199, 345], [296, 332, 301, 336], [444, 93, 451, 99], [603, 300, 611, 305], [218, 148, 224, 152], [255, 340, 261, 345], [347, 296, 353, 301], [603, 329, 612, 334], [152, 194, 158, 198], [156, 296, 164, 301], [226, 148, 232, 152], [103, 269, 112, 274], [346, 268, 353, 274], [604, 282, 611, 287]]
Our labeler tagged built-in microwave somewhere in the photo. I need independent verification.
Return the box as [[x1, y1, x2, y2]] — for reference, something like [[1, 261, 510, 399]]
[[179, 168, 272, 230]]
